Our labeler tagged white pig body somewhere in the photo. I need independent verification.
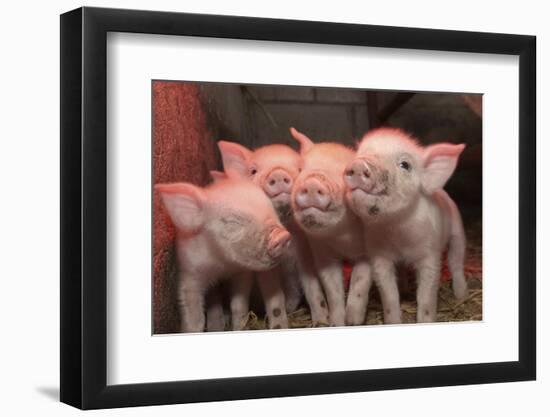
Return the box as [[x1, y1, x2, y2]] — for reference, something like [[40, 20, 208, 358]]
[[290, 128, 370, 326], [344, 128, 468, 323], [156, 177, 291, 333], [217, 141, 329, 328]]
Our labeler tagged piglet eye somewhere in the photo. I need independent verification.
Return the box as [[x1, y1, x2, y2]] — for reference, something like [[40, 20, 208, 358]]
[[250, 168, 258, 176], [399, 161, 411, 171]]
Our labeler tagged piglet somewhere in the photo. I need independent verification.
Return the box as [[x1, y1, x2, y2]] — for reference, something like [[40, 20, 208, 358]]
[[155, 174, 291, 333], [217, 141, 328, 327], [344, 128, 468, 323], [290, 128, 369, 326]]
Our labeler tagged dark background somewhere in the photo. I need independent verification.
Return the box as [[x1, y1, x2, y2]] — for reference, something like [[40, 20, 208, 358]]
[[152, 81, 482, 334]]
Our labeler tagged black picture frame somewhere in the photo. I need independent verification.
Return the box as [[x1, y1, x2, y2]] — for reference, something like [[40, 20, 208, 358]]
[[60, 6, 536, 410]]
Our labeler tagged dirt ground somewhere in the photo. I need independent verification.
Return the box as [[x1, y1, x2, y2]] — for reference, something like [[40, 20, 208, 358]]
[[240, 217, 482, 330]]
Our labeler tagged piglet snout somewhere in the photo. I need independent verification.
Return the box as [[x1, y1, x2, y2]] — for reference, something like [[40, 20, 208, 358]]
[[267, 226, 291, 258], [264, 169, 293, 197], [295, 176, 331, 211], [344, 159, 375, 192]]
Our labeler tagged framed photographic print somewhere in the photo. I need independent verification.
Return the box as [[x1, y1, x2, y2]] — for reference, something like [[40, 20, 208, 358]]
[[60, 6, 536, 410]]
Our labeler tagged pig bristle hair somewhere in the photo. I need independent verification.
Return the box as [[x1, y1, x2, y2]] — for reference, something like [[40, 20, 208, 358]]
[[314, 141, 354, 153], [254, 143, 298, 155], [360, 127, 423, 151]]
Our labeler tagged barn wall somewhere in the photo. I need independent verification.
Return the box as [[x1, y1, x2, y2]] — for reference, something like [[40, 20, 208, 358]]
[[244, 85, 370, 147], [152, 81, 221, 334]]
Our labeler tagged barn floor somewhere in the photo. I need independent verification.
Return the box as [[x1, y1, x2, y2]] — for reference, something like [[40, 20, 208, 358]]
[[241, 214, 482, 330]]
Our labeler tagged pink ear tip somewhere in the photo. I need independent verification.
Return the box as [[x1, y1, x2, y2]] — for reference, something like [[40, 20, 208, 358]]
[[457, 143, 466, 153]]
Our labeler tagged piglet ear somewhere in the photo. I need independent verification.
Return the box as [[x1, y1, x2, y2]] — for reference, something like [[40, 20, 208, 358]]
[[422, 143, 466, 194], [290, 127, 314, 154], [209, 170, 227, 183], [155, 183, 206, 232], [217, 141, 252, 177]]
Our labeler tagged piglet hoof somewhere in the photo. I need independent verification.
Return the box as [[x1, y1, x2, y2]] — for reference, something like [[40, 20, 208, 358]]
[[182, 323, 206, 333], [310, 309, 330, 327], [416, 307, 436, 323], [329, 312, 346, 327], [268, 319, 288, 330], [453, 279, 469, 300], [417, 315, 436, 324], [207, 314, 226, 332], [233, 321, 248, 331], [383, 311, 402, 325], [345, 307, 365, 326], [232, 314, 250, 331], [311, 314, 329, 327]]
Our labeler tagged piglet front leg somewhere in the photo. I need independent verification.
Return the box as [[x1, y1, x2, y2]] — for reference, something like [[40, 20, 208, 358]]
[[294, 236, 329, 326], [298, 265, 329, 326], [345, 260, 372, 325], [313, 251, 346, 327], [178, 273, 206, 333], [372, 258, 402, 324], [258, 267, 289, 329], [415, 255, 441, 323]]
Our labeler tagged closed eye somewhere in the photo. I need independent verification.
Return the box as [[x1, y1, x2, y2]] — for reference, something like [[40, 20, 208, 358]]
[[221, 217, 243, 226], [221, 214, 251, 226]]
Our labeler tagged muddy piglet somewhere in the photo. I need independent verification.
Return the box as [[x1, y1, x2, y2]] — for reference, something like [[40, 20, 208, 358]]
[[217, 141, 327, 327], [290, 128, 369, 327], [156, 174, 291, 333], [344, 128, 468, 323]]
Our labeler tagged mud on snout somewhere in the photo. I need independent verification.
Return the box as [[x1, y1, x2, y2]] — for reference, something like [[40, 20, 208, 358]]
[[344, 157, 392, 218]]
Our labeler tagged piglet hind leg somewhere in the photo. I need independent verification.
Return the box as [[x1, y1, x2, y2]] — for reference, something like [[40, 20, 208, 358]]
[[258, 267, 289, 329], [345, 260, 372, 326], [230, 273, 253, 331], [301, 272, 329, 327], [444, 193, 469, 300], [448, 231, 468, 301], [178, 273, 206, 333], [205, 284, 226, 332], [372, 258, 402, 324], [415, 256, 442, 323]]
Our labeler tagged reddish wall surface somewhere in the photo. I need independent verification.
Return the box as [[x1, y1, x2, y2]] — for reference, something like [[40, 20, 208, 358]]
[[153, 81, 219, 334]]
